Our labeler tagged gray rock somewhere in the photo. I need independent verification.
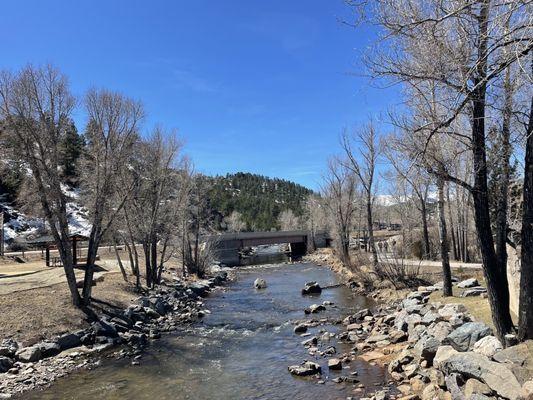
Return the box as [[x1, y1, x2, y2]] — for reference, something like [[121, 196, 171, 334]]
[[328, 358, 342, 370], [366, 334, 390, 344], [438, 303, 467, 319], [414, 335, 441, 363], [57, 333, 82, 350], [288, 361, 321, 376], [472, 336, 503, 358], [439, 351, 522, 400], [421, 310, 441, 325], [462, 287, 487, 297], [464, 378, 492, 398], [301, 281, 322, 295], [457, 278, 479, 288], [92, 319, 119, 338], [254, 278, 267, 289], [0, 339, 18, 358], [427, 321, 453, 342], [374, 390, 390, 400], [0, 356, 13, 373], [307, 304, 326, 314], [38, 341, 61, 358], [294, 324, 308, 334], [16, 346, 42, 362], [445, 322, 492, 351]]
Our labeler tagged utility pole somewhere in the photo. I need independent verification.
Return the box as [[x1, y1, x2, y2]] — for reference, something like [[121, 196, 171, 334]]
[[0, 211, 4, 256]]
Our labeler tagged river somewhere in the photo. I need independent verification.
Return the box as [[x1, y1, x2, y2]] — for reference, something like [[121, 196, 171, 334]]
[[22, 261, 389, 400]]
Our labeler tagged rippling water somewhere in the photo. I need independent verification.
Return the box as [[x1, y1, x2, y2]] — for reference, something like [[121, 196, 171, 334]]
[[22, 262, 389, 400]]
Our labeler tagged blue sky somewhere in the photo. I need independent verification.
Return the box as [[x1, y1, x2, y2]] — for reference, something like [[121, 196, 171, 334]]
[[1, 0, 400, 189]]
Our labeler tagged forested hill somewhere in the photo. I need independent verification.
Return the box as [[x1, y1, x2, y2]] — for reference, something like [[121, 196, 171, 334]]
[[206, 172, 312, 231]]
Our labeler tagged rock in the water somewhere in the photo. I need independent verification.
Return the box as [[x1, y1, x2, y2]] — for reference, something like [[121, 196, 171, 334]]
[[294, 324, 308, 334], [288, 361, 321, 376], [445, 322, 492, 351], [307, 304, 326, 314], [473, 336, 503, 358], [328, 358, 342, 370], [439, 351, 522, 400], [301, 281, 322, 295], [254, 278, 267, 289], [457, 278, 479, 288]]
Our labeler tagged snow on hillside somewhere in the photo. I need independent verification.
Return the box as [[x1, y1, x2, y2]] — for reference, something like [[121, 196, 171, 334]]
[[1, 186, 91, 247]]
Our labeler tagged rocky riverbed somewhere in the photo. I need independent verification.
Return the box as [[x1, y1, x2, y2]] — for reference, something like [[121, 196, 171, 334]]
[[0, 272, 228, 399]]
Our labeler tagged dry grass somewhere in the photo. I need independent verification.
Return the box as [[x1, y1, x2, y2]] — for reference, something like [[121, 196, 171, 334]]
[[0, 272, 139, 345]]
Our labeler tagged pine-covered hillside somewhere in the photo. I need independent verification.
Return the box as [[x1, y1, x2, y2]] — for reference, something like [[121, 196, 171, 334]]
[[206, 172, 312, 231]]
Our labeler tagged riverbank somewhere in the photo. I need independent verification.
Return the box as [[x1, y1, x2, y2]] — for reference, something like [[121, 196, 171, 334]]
[[0, 270, 229, 398], [304, 248, 533, 399]]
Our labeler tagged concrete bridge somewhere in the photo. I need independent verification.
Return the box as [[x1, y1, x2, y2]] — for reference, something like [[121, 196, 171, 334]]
[[204, 230, 328, 266]]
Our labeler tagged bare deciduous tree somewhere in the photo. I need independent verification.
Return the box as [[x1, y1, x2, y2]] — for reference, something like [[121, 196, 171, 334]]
[[321, 158, 357, 265], [341, 122, 380, 267], [0, 65, 81, 305], [80, 88, 143, 303]]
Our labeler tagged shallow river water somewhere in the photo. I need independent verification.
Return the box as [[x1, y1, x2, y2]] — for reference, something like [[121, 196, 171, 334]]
[[23, 262, 390, 400]]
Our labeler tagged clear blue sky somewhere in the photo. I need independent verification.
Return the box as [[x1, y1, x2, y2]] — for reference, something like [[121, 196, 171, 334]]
[[1, 0, 400, 189]]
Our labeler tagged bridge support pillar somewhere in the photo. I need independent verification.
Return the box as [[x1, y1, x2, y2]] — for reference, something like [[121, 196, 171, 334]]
[[289, 241, 307, 257]]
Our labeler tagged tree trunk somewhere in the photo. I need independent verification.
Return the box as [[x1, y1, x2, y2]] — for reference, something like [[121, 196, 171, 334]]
[[143, 241, 152, 288], [419, 197, 431, 260], [81, 224, 101, 305], [446, 185, 459, 261], [519, 74, 533, 341], [113, 240, 128, 282], [469, 0, 514, 342], [150, 236, 157, 286], [366, 196, 378, 266], [437, 177, 453, 296], [495, 65, 513, 277]]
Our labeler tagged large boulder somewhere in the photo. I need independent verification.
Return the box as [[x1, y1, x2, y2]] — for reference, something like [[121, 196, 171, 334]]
[[288, 361, 321, 376], [16, 346, 42, 362], [301, 282, 321, 295], [472, 336, 503, 358], [457, 278, 479, 288], [492, 341, 533, 385], [57, 333, 82, 350], [38, 341, 61, 358], [445, 322, 492, 351], [439, 351, 522, 400], [254, 278, 267, 289]]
